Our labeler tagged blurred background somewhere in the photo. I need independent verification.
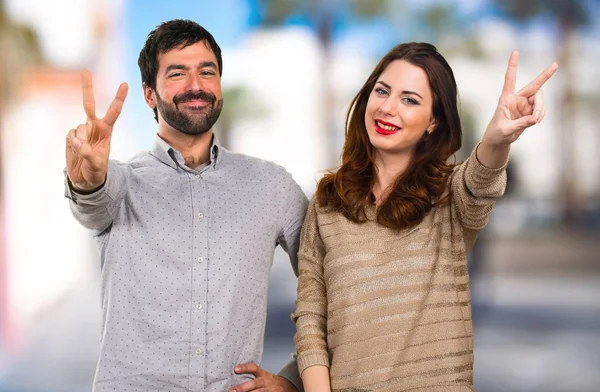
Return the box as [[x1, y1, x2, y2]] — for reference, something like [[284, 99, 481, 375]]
[[0, 0, 599, 391]]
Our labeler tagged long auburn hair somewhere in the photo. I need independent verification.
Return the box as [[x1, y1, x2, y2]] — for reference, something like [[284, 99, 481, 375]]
[[316, 42, 462, 230]]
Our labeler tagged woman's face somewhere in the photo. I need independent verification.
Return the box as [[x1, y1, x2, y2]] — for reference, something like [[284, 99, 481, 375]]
[[364, 60, 437, 157]]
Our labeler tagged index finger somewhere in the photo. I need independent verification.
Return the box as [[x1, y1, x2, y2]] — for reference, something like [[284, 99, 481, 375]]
[[103, 82, 129, 126], [81, 70, 97, 120], [229, 378, 261, 392], [502, 50, 519, 94], [517, 62, 558, 98]]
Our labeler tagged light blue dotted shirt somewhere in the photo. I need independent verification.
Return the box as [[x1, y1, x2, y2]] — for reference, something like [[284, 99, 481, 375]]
[[65, 135, 308, 392]]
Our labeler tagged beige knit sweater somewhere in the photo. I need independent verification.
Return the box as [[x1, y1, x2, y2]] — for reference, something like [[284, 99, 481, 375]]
[[292, 146, 507, 392]]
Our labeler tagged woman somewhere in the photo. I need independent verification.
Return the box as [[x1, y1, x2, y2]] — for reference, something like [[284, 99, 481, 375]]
[[292, 42, 557, 392]]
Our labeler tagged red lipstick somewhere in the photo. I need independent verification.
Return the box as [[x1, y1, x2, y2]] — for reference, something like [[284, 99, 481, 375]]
[[374, 119, 401, 135]]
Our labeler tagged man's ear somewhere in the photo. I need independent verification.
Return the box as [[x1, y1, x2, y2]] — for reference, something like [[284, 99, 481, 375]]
[[143, 83, 156, 110]]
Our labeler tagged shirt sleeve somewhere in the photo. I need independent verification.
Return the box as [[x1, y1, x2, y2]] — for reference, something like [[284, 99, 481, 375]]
[[291, 197, 329, 375], [64, 160, 127, 235], [450, 143, 508, 246], [277, 170, 309, 277], [277, 353, 304, 392]]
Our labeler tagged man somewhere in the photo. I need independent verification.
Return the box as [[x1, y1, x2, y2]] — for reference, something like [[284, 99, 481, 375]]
[[65, 19, 306, 392]]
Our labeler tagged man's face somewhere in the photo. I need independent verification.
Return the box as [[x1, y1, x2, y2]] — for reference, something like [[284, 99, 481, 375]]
[[147, 41, 223, 135]]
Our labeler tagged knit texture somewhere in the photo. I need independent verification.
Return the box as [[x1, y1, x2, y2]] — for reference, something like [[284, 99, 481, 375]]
[[292, 145, 507, 392]]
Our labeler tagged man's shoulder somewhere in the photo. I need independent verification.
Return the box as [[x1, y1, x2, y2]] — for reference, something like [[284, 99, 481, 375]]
[[104, 151, 164, 180], [222, 150, 291, 179], [105, 150, 158, 170], [127, 150, 156, 166]]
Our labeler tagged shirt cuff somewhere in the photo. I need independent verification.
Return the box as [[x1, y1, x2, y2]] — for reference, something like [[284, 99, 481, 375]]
[[278, 353, 304, 392], [63, 161, 123, 205]]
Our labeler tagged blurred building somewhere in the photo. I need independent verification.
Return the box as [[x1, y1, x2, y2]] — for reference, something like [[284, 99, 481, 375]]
[[0, 0, 44, 358], [1, 1, 599, 391], [452, 19, 600, 233], [0, 0, 130, 358], [221, 27, 329, 192]]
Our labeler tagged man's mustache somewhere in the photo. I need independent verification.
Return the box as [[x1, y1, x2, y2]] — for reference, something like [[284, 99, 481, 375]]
[[173, 91, 216, 105]]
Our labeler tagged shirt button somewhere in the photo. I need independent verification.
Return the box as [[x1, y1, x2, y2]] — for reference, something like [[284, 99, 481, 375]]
[[197, 257, 203, 263], [198, 212, 204, 218], [196, 304, 203, 310], [196, 348, 202, 354]]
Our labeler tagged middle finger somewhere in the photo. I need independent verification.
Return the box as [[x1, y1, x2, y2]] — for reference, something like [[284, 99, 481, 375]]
[[532, 90, 544, 121]]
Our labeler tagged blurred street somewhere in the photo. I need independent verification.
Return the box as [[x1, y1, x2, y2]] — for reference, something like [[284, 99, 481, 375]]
[[1, 230, 599, 392], [0, 0, 600, 392], [2, 0, 600, 391]]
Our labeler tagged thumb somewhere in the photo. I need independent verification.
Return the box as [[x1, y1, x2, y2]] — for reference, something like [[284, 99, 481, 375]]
[[234, 363, 263, 376]]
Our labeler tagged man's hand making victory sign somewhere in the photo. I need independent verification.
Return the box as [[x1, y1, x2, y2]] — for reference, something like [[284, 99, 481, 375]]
[[66, 71, 128, 192]]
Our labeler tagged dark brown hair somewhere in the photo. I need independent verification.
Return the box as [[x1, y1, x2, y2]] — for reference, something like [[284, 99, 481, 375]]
[[137, 19, 222, 122], [316, 42, 462, 230]]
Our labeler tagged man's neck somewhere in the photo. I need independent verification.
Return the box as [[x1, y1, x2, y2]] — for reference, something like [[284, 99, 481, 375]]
[[158, 128, 213, 169]]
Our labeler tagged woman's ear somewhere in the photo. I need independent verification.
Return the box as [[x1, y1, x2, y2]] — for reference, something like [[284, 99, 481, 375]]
[[427, 118, 438, 134]]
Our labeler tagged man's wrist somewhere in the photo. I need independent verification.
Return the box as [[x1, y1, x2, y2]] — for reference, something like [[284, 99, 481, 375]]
[[67, 176, 106, 195], [277, 375, 298, 392]]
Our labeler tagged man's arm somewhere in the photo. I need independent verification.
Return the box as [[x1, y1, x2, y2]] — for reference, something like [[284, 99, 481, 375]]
[[278, 354, 303, 391], [64, 161, 127, 233], [229, 171, 308, 392], [276, 171, 309, 390], [276, 170, 309, 277], [65, 71, 128, 233], [275, 171, 309, 391]]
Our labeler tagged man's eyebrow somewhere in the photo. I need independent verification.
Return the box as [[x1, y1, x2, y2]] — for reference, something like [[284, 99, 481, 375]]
[[164, 64, 189, 74], [164, 61, 217, 75]]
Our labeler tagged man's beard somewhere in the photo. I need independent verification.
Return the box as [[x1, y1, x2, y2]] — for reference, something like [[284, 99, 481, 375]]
[[155, 90, 223, 136]]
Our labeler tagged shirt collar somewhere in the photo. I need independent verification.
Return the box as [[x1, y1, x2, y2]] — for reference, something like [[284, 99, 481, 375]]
[[151, 133, 222, 170]]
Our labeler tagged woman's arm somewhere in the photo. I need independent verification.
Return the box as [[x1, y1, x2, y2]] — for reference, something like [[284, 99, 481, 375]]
[[478, 50, 557, 168], [301, 365, 331, 392], [291, 198, 331, 391], [451, 51, 557, 238]]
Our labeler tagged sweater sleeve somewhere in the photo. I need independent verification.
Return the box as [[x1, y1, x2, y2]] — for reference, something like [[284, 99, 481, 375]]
[[450, 143, 508, 245], [291, 196, 330, 375]]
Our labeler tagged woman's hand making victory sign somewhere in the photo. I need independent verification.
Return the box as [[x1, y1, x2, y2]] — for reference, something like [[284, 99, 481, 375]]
[[484, 50, 558, 145], [66, 71, 128, 192], [478, 51, 558, 169]]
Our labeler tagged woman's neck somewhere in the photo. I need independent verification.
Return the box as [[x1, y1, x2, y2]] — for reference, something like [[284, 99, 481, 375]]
[[372, 150, 413, 205]]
